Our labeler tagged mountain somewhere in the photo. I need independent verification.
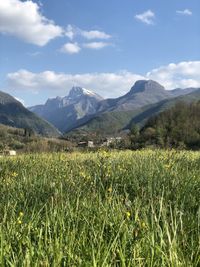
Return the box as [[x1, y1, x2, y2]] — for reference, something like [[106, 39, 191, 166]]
[[170, 87, 198, 97], [30, 80, 200, 136], [67, 86, 200, 136], [0, 91, 60, 137], [97, 80, 172, 112], [96, 80, 198, 113], [30, 80, 173, 133], [29, 86, 104, 132], [128, 87, 200, 128]]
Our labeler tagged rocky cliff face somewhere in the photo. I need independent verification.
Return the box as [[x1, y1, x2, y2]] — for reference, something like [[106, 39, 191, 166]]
[[29, 87, 104, 132]]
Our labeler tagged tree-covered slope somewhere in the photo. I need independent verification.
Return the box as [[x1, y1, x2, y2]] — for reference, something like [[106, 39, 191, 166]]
[[128, 88, 200, 128], [0, 91, 60, 137], [0, 124, 72, 152], [134, 101, 200, 149]]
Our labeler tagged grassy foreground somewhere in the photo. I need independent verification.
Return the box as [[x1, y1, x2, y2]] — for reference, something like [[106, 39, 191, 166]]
[[0, 150, 199, 266]]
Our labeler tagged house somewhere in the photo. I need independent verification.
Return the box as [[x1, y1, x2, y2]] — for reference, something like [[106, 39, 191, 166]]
[[78, 141, 88, 148], [4, 150, 17, 156], [88, 141, 94, 148], [77, 141, 94, 148], [102, 137, 122, 147]]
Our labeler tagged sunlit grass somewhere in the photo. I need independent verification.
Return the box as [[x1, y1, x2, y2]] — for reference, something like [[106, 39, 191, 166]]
[[0, 150, 200, 266]]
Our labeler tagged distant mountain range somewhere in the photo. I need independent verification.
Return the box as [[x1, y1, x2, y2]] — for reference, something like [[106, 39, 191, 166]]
[[73, 85, 200, 136], [1, 80, 199, 138], [29, 80, 199, 136], [0, 91, 60, 137]]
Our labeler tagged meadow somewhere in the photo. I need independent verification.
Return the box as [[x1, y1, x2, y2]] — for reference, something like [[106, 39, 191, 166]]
[[0, 150, 199, 266]]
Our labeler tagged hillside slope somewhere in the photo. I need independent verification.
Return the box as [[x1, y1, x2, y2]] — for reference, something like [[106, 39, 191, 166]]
[[0, 124, 72, 152], [134, 100, 200, 149], [0, 91, 60, 137], [128, 88, 200, 128]]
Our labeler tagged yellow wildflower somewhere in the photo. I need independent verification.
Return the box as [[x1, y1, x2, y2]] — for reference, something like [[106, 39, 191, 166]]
[[107, 187, 112, 193], [12, 172, 18, 177], [141, 222, 146, 229]]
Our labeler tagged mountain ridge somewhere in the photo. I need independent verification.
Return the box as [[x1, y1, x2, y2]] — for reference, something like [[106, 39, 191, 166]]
[[29, 80, 199, 134], [71, 87, 200, 136], [0, 90, 60, 137]]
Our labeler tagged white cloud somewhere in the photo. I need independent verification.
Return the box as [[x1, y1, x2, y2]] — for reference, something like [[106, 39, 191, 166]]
[[147, 61, 200, 89], [63, 25, 112, 53], [135, 10, 155, 25], [80, 30, 111, 40], [83, 42, 111, 50], [176, 9, 192, 16], [65, 24, 111, 40], [0, 0, 63, 46], [6, 69, 144, 98], [60, 42, 81, 54], [6, 61, 200, 100]]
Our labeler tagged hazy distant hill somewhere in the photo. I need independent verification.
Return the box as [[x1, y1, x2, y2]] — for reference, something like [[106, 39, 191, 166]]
[[0, 91, 60, 137]]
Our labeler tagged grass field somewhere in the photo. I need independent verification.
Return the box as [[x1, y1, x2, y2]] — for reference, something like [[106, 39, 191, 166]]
[[0, 150, 199, 266]]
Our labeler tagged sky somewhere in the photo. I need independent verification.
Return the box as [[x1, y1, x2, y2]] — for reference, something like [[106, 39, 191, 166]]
[[0, 0, 199, 106]]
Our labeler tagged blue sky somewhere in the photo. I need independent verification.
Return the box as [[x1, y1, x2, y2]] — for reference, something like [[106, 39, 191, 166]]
[[0, 0, 199, 106]]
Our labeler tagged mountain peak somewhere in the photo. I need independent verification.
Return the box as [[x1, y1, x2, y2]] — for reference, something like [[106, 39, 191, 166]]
[[68, 86, 85, 98], [68, 86, 103, 100], [130, 80, 165, 94]]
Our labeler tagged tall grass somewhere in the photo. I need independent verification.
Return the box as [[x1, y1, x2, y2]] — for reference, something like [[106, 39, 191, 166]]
[[0, 150, 199, 266]]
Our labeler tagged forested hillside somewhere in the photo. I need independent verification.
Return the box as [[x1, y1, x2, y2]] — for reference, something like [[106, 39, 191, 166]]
[[131, 101, 200, 149]]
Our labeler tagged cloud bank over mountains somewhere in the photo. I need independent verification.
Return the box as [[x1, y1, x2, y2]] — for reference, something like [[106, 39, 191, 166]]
[[147, 61, 200, 89], [6, 61, 200, 99]]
